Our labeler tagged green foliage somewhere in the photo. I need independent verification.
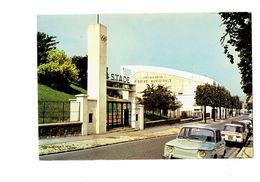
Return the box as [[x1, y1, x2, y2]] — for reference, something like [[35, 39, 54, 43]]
[[195, 83, 242, 121], [195, 84, 215, 123], [38, 84, 87, 124], [38, 49, 80, 90], [140, 84, 157, 112], [140, 84, 181, 115], [214, 86, 227, 107], [196, 84, 241, 109], [71, 56, 88, 89], [37, 32, 59, 66], [231, 95, 241, 109], [195, 84, 213, 106], [219, 12, 252, 95]]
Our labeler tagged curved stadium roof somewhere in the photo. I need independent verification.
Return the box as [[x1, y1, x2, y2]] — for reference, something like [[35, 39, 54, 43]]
[[120, 65, 219, 85]]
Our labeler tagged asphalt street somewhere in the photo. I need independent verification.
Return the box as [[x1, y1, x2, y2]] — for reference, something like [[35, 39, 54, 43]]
[[40, 115, 249, 160]]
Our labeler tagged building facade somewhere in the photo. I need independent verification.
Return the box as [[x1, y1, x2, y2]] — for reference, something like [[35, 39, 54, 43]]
[[121, 65, 221, 118]]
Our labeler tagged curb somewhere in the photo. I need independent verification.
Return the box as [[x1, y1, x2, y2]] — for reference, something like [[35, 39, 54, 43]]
[[236, 147, 246, 158], [39, 133, 178, 156], [39, 117, 239, 156], [236, 136, 253, 158]]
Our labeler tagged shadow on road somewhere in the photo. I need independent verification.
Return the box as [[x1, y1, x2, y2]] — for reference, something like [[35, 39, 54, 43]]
[[225, 142, 244, 148]]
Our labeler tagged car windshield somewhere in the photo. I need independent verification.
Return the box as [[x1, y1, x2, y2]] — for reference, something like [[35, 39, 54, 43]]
[[224, 125, 243, 133], [178, 127, 215, 142]]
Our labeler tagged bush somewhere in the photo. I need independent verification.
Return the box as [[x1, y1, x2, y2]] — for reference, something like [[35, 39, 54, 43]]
[[38, 49, 79, 90]]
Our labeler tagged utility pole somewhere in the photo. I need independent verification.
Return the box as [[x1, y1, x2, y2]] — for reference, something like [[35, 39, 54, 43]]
[[97, 14, 100, 24]]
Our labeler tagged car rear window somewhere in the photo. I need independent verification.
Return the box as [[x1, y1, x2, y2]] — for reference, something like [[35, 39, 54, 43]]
[[224, 125, 243, 133]]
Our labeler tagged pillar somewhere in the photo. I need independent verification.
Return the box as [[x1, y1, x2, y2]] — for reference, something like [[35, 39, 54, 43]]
[[129, 87, 136, 128], [76, 94, 88, 136], [137, 104, 144, 130], [69, 99, 80, 122], [87, 23, 107, 134]]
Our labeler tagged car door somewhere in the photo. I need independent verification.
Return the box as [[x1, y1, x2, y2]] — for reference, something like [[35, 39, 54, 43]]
[[215, 130, 225, 157]]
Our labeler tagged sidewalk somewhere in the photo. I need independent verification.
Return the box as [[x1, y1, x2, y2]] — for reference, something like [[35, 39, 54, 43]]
[[236, 136, 253, 158], [39, 118, 226, 156]]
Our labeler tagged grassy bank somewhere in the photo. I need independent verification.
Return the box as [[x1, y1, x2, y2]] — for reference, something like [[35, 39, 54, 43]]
[[38, 84, 87, 124], [38, 84, 86, 101]]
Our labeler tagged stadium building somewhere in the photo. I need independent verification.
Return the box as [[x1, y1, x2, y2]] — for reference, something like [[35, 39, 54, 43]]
[[120, 65, 221, 118]]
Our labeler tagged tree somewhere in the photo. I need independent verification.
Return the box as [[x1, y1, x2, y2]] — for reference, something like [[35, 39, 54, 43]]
[[246, 94, 253, 110], [238, 101, 243, 115], [214, 85, 228, 119], [71, 55, 88, 89], [231, 96, 241, 116], [37, 32, 59, 66], [224, 91, 232, 118], [38, 49, 79, 90], [195, 84, 215, 123], [209, 85, 217, 122], [221, 88, 231, 119], [140, 84, 181, 119], [219, 12, 252, 95]]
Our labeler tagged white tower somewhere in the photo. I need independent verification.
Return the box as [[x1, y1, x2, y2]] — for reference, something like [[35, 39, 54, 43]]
[[87, 22, 107, 134]]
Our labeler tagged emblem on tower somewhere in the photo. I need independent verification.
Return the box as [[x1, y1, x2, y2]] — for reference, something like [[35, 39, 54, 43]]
[[101, 34, 107, 42]]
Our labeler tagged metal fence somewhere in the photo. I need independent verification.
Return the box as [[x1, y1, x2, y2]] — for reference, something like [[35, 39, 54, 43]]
[[38, 101, 78, 124], [144, 109, 173, 122]]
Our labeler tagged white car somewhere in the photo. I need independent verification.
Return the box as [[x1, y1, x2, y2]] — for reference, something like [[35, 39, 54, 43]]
[[249, 113, 253, 120], [239, 120, 253, 134], [230, 121, 250, 138], [240, 119, 253, 134], [221, 124, 247, 144], [163, 125, 226, 159]]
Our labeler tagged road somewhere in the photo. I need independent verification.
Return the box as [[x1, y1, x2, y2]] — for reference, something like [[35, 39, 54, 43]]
[[40, 115, 249, 160]]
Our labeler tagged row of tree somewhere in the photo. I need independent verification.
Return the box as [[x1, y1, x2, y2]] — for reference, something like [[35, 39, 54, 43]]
[[37, 32, 88, 91], [138, 83, 242, 122], [195, 83, 242, 123]]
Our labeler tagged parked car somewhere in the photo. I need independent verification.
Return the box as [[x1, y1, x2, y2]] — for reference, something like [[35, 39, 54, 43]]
[[239, 120, 253, 134], [249, 113, 253, 120], [221, 124, 247, 144], [230, 121, 249, 137], [162, 125, 226, 159]]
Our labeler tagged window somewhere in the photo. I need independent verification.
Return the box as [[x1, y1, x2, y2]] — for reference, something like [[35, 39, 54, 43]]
[[136, 114, 138, 121], [89, 113, 93, 123], [178, 127, 215, 142], [224, 125, 243, 133]]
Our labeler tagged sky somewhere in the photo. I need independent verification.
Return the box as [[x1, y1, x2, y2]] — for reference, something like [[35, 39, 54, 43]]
[[37, 13, 246, 99]]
